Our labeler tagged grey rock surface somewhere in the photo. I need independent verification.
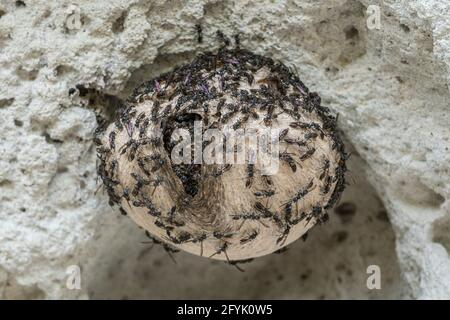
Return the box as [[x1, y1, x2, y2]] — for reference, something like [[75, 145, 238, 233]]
[[0, 0, 448, 299]]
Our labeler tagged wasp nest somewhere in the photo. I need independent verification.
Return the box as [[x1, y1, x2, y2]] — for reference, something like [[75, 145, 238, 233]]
[[96, 47, 347, 264]]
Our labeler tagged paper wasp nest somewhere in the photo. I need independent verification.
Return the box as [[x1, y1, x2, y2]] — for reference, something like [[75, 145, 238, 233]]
[[96, 47, 347, 264]]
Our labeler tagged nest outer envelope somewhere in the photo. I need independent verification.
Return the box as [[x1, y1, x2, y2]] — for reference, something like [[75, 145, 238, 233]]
[[97, 48, 347, 261]]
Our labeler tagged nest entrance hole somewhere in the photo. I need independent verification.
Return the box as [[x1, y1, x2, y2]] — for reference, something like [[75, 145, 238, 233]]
[[162, 112, 203, 197]]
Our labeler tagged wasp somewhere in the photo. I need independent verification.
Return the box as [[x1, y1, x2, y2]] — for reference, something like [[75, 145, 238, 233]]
[[261, 174, 273, 187], [96, 146, 111, 158], [279, 152, 298, 172], [154, 219, 173, 231], [210, 242, 237, 272], [289, 121, 313, 129], [243, 72, 254, 86], [240, 230, 259, 244], [245, 164, 254, 188], [321, 175, 333, 194], [108, 131, 116, 150], [149, 136, 161, 147], [119, 207, 127, 216], [254, 202, 283, 228], [166, 206, 184, 226], [138, 197, 152, 209], [319, 158, 330, 180], [175, 95, 190, 112], [167, 218, 185, 227], [254, 190, 275, 198], [276, 225, 290, 246], [139, 118, 150, 138], [284, 201, 293, 223], [153, 80, 162, 96], [121, 137, 152, 160], [109, 159, 118, 176], [290, 121, 324, 138], [218, 71, 226, 93], [202, 103, 209, 115], [199, 83, 210, 98], [290, 179, 314, 204], [115, 118, 123, 131], [183, 73, 191, 86], [242, 104, 259, 119], [299, 148, 316, 161], [167, 230, 192, 244], [213, 230, 234, 240], [289, 212, 307, 226], [214, 98, 225, 116], [232, 114, 249, 130], [253, 202, 275, 219], [311, 206, 323, 218], [146, 154, 165, 172], [283, 137, 307, 147], [232, 211, 270, 229], [131, 199, 146, 207], [147, 205, 161, 217], [192, 233, 207, 257], [263, 104, 276, 126], [220, 108, 238, 123], [278, 128, 289, 141], [130, 172, 151, 196], [283, 109, 301, 120], [151, 175, 164, 189], [93, 137, 102, 146], [232, 212, 263, 220], [137, 157, 151, 176], [160, 104, 172, 118], [124, 121, 134, 138], [122, 187, 131, 204], [119, 139, 140, 161], [167, 205, 176, 217], [304, 132, 318, 140], [134, 112, 146, 128]]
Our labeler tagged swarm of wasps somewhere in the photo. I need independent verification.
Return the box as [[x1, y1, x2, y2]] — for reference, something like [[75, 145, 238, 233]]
[[94, 28, 347, 271]]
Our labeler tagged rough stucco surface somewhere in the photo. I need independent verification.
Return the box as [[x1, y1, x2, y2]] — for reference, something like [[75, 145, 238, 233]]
[[0, 0, 448, 299]]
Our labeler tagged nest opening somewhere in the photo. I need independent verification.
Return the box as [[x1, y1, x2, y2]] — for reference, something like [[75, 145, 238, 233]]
[[162, 112, 203, 197]]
